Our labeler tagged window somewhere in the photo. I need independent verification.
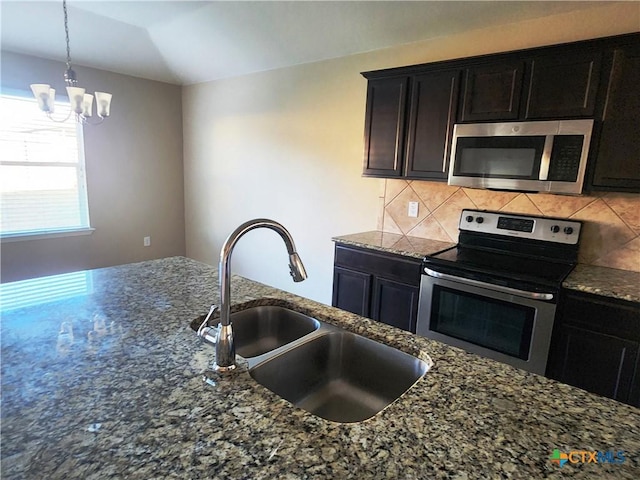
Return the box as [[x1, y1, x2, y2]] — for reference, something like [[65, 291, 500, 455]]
[[0, 93, 91, 238]]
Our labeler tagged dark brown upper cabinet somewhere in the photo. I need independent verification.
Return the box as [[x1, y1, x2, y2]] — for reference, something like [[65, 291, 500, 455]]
[[461, 62, 523, 121], [361, 33, 639, 191], [404, 70, 460, 180], [460, 51, 601, 122], [362, 70, 459, 180], [362, 77, 408, 177], [590, 42, 640, 191], [525, 51, 602, 119]]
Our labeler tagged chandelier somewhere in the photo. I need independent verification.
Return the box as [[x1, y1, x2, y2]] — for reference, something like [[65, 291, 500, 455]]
[[30, 0, 112, 124]]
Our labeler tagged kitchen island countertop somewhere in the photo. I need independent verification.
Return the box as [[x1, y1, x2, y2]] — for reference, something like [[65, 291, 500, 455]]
[[1, 256, 639, 479]]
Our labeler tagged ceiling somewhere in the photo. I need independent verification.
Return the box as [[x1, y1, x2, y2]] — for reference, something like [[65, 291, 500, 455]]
[[0, 1, 622, 85]]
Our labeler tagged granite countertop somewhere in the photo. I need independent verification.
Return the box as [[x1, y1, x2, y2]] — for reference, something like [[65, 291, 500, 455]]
[[563, 264, 640, 304], [1, 256, 639, 479], [333, 230, 640, 304], [332, 231, 454, 259]]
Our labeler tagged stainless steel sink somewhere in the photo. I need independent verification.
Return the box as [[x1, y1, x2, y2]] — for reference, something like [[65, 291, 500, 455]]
[[248, 330, 429, 423], [229, 306, 320, 358], [194, 304, 431, 422]]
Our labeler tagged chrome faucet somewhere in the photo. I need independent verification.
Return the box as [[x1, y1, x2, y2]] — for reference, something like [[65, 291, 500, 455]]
[[209, 219, 307, 372]]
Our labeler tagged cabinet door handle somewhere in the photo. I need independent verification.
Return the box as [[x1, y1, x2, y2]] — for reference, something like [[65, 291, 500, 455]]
[[442, 76, 456, 172]]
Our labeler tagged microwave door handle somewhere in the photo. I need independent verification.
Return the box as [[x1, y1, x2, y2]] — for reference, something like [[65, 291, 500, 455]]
[[423, 267, 554, 301], [539, 135, 554, 181]]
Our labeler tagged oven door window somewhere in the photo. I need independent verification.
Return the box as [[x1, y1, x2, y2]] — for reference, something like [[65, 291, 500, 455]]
[[454, 136, 545, 179], [431, 285, 535, 360]]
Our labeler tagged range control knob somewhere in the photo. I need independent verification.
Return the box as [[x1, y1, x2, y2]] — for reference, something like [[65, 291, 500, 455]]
[[550, 225, 560, 233], [476, 217, 484, 224], [465, 215, 474, 223], [564, 226, 574, 235]]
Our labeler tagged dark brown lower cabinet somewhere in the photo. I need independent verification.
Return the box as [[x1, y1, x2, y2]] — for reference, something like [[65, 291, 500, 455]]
[[332, 244, 421, 333], [371, 277, 419, 332], [332, 266, 371, 318], [547, 290, 640, 407]]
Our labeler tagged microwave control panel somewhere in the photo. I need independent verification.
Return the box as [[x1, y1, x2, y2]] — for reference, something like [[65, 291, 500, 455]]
[[547, 135, 584, 182], [459, 209, 582, 245]]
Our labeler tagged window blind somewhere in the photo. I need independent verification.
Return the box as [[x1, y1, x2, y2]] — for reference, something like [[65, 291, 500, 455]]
[[0, 94, 90, 236]]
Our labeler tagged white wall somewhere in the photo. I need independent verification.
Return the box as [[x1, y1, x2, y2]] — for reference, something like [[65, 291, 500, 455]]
[[183, 57, 377, 303], [1, 53, 186, 282], [183, 2, 639, 305]]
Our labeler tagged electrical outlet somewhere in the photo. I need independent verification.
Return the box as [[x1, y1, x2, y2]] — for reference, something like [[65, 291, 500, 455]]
[[143, 236, 151, 247], [408, 202, 419, 218]]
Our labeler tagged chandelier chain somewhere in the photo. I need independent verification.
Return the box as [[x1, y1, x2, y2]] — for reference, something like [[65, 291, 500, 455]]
[[63, 0, 71, 69]]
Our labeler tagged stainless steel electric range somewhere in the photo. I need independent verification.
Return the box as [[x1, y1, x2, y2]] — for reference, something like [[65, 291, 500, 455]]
[[416, 209, 582, 375]]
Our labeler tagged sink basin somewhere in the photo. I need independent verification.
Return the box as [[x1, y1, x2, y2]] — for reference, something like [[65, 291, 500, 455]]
[[249, 331, 429, 423], [193, 303, 430, 422], [228, 306, 320, 358]]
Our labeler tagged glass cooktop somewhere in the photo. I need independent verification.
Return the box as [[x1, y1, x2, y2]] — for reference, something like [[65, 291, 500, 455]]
[[424, 245, 576, 291]]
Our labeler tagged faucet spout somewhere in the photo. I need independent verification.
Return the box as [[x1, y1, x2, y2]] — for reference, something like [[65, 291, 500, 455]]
[[288, 252, 307, 282], [213, 219, 307, 372]]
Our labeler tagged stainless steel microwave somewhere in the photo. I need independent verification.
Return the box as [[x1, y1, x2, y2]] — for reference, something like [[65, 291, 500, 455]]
[[448, 119, 594, 194]]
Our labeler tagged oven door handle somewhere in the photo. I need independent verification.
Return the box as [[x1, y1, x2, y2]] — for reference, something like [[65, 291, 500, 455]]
[[423, 267, 555, 301]]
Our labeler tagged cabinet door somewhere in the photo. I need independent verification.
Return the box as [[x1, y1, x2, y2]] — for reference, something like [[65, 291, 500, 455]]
[[460, 62, 523, 121], [404, 70, 460, 180], [591, 44, 640, 191], [371, 277, 419, 333], [362, 77, 409, 177], [332, 266, 372, 317], [548, 325, 639, 404], [526, 51, 601, 119]]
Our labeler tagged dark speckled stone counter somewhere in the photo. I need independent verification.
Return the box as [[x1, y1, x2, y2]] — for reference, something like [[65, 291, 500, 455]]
[[2, 257, 640, 479], [564, 264, 640, 304], [332, 231, 454, 259]]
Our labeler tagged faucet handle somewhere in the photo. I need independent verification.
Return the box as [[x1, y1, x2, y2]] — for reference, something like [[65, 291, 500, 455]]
[[197, 304, 220, 344]]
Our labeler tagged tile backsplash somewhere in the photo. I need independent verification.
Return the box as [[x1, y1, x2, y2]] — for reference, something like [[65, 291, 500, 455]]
[[378, 179, 640, 273]]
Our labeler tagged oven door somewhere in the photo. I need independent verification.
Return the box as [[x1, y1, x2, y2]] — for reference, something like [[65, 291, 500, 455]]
[[416, 267, 557, 375]]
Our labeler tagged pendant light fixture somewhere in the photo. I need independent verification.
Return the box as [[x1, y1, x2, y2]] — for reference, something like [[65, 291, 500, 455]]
[[30, 0, 112, 124]]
